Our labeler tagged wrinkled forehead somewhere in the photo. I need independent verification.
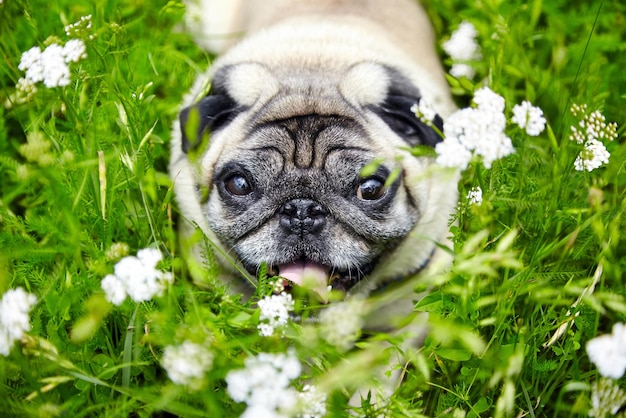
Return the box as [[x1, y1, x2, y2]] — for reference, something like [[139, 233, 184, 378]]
[[227, 114, 375, 173], [210, 61, 422, 120]]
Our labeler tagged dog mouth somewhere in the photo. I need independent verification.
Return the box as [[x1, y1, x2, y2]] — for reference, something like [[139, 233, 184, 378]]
[[242, 258, 369, 299], [277, 260, 329, 295], [261, 259, 371, 300]]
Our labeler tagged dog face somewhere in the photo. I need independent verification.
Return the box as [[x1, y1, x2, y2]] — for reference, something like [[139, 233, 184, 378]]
[[173, 58, 453, 296]]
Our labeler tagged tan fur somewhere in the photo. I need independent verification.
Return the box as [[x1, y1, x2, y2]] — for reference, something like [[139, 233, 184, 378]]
[[173, 0, 458, 287]]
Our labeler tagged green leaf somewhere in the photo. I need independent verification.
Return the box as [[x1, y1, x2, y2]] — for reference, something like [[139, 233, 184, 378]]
[[435, 348, 472, 361]]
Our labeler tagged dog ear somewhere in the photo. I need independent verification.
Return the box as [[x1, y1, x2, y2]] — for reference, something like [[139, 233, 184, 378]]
[[372, 95, 444, 147], [179, 94, 239, 153], [368, 66, 444, 147]]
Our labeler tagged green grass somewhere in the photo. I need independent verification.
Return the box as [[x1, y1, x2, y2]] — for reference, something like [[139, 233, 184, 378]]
[[1, 0, 625, 416]]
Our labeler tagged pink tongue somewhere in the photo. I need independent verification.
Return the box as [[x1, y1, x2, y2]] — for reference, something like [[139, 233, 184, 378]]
[[279, 261, 329, 298]]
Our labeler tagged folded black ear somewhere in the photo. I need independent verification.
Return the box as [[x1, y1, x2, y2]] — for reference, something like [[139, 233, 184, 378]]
[[179, 94, 239, 153], [369, 95, 444, 147]]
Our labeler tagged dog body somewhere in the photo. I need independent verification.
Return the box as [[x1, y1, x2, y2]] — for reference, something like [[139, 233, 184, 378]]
[[171, 0, 458, 311]]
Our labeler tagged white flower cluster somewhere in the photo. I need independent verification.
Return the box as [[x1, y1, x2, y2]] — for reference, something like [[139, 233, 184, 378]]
[[18, 39, 87, 89], [586, 322, 626, 380], [574, 141, 611, 173], [297, 385, 327, 418], [226, 350, 326, 418], [442, 21, 482, 79], [410, 99, 438, 125], [257, 292, 295, 337], [512, 101, 547, 136], [466, 186, 483, 205], [435, 87, 516, 170], [0, 288, 38, 356], [569, 104, 618, 172], [15, 15, 92, 94], [319, 297, 365, 351], [161, 341, 214, 389], [101, 248, 173, 305]]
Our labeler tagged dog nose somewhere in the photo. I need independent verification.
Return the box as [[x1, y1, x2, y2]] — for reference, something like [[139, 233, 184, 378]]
[[278, 199, 328, 235]]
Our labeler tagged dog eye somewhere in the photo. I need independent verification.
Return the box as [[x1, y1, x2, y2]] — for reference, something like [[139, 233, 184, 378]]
[[224, 174, 253, 196], [357, 178, 386, 201]]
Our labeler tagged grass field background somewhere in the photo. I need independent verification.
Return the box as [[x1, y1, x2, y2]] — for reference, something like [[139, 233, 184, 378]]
[[1, 0, 625, 416]]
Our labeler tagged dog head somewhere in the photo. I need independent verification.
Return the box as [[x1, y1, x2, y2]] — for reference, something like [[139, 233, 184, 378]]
[[171, 59, 457, 297]]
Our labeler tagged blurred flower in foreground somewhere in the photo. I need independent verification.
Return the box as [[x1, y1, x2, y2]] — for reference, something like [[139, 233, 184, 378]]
[[297, 385, 327, 418], [101, 248, 173, 305], [512, 101, 546, 136], [442, 21, 482, 79], [585, 322, 626, 379], [226, 350, 326, 417], [161, 341, 214, 389], [435, 87, 514, 170], [0, 288, 38, 356], [319, 297, 365, 351], [569, 104, 618, 172]]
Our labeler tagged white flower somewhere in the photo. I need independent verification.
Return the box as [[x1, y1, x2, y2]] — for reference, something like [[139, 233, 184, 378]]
[[512, 101, 546, 136], [115, 256, 158, 303], [136, 247, 163, 268], [0, 287, 38, 356], [473, 87, 506, 113], [271, 278, 286, 294], [257, 292, 294, 337], [226, 350, 302, 416], [17, 40, 87, 89], [467, 186, 483, 205], [101, 247, 173, 305], [411, 99, 437, 124], [586, 323, 626, 379], [161, 341, 214, 388], [574, 139, 610, 172], [297, 385, 327, 418], [478, 132, 515, 169], [40, 44, 71, 88], [241, 404, 287, 418], [435, 136, 473, 170], [101, 274, 127, 305], [568, 105, 617, 172], [442, 21, 482, 79], [319, 297, 365, 351], [436, 88, 514, 170], [18, 46, 45, 83], [62, 39, 87, 63], [449, 63, 476, 80], [442, 21, 481, 61]]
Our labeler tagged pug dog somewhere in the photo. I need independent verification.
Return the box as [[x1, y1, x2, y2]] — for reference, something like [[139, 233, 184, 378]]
[[170, 0, 459, 402]]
